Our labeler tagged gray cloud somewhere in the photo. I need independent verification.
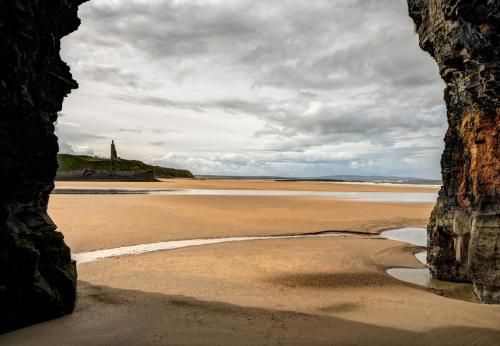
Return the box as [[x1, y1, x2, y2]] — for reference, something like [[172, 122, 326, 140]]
[[119, 128, 142, 133], [58, 140, 97, 157], [112, 90, 445, 149], [142, 127, 177, 135], [111, 94, 273, 116], [59, 0, 447, 178], [149, 140, 175, 146], [79, 65, 140, 88], [56, 120, 108, 141]]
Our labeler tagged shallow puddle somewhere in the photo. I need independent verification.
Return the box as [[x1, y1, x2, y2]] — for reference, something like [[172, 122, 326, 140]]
[[415, 251, 427, 265], [55, 188, 437, 203], [386, 268, 431, 286], [72, 232, 357, 264], [72, 226, 475, 301], [379, 228, 427, 247], [379, 228, 433, 286], [380, 230, 475, 301], [72, 228, 428, 265]]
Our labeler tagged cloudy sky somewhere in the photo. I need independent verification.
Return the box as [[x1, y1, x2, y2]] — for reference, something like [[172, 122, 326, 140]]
[[59, 0, 446, 178]]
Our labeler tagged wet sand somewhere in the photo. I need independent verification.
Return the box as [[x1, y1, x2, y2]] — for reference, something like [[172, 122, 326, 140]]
[[56, 178, 439, 193], [51, 179, 436, 252], [52, 194, 434, 252], [3, 180, 499, 345]]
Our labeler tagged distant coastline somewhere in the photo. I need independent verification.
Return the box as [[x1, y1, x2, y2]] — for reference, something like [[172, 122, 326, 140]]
[[196, 174, 441, 186]]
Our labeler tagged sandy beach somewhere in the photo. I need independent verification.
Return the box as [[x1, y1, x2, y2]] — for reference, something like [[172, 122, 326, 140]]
[[52, 194, 433, 252], [55, 178, 440, 192], [2, 179, 499, 345], [52, 179, 438, 252]]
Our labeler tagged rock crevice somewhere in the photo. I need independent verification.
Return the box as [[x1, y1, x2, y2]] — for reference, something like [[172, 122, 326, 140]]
[[408, 0, 499, 303]]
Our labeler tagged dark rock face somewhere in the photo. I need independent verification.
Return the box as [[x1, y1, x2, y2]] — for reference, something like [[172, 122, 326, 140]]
[[408, 0, 499, 303], [56, 169, 158, 181], [0, 0, 85, 332]]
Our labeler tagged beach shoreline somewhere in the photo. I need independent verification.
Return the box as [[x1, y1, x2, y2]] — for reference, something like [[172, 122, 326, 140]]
[[2, 179, 498, 345]]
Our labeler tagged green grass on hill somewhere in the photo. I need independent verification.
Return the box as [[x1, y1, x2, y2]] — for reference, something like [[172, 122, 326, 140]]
[[57, 154, 194, 178]]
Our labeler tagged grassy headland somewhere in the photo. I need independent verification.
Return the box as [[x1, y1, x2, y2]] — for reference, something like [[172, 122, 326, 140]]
[[57, 154, 194, 179]]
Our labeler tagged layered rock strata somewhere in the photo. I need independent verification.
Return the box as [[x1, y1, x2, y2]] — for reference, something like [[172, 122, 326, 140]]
[[408, 0, 499, 303], [0, 0, 85, 332]]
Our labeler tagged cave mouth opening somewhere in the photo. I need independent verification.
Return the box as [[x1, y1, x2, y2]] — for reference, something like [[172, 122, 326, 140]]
[[57, 0, 446, 181], [58, 0, 498, 305], [1, 0, 499, 336]]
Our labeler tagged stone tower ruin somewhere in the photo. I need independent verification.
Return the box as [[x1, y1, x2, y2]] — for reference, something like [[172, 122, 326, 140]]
[[110, 140, 119, 161]]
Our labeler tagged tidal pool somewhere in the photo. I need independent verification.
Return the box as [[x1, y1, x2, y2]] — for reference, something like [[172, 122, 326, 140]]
[[72, 228, 429, 265], [386, 267, 431, 286], [379, 228, 427, 247], [72, 232, 357, 264], [71, 226, 475, 301], [380, 228, 432, 286], [381, 230, 476, 301], [55, 188, 437, 203]]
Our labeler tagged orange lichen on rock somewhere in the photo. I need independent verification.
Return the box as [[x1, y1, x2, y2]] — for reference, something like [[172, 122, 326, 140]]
[[458, 112, 500, 209]]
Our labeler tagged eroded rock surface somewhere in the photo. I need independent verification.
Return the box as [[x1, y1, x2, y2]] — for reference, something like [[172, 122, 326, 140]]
[[0, 0, 85, 332], [408, 0, 499, 303]]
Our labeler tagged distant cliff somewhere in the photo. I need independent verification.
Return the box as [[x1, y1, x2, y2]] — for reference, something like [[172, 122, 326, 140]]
[[56, 154, 194, 181]]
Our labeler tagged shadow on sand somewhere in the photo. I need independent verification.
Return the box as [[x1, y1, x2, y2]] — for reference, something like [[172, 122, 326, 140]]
[[1, 281, 499, 345]]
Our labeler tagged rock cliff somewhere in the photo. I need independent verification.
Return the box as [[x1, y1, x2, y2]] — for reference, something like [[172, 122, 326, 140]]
[[408, 0, 499, 303], [56, 169, 157, 181], [0, 0, 85, 332]]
